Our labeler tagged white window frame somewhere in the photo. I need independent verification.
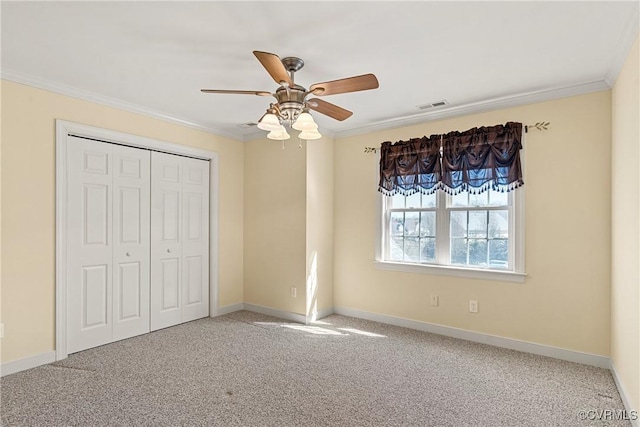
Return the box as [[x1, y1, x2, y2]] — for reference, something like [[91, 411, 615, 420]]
[[375, 184, 526, 283]]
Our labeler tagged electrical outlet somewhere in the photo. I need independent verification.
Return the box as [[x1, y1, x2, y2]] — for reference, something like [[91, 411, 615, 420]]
[[290, 287, 297, 298], [430, 295, 439, 307], [469, 300, 479, 313]]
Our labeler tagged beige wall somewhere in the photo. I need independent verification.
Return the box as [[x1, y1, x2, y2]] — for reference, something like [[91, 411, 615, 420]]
[[244, 137, 307, 314], [0, 80, 245, 363], [306, 138, 334, 318], [334, 90, 612, 356], [244, 135, 335, 318], [611, 33, 640, 411]]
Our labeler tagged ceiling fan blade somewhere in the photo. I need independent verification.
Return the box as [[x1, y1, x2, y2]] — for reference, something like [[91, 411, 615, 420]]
[[253, 51, 293, 86], [309, 74, 379, 96], [307, 98, 353, 121], [201, 89, 272, 96]]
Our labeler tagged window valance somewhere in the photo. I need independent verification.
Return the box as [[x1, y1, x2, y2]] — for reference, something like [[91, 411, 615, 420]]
[[378, 122, 524, 196]]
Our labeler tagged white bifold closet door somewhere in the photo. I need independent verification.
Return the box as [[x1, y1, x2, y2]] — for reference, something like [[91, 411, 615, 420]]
[[66, 137, 210, 354], [150, 152, 209, 331], [67, 137, 151, 354]]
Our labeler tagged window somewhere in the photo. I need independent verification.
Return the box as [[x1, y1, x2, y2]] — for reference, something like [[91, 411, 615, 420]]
[[378, 188, 524, 281], [376, 122, 525, 282]]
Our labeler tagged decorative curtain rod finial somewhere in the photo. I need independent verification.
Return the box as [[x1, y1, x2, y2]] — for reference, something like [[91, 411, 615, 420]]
[[364, 147, 379, 154], [525, 122, 550, 133]]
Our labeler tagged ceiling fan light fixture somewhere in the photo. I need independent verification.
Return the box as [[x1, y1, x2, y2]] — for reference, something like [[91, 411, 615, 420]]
[[267, 126, 290, 140], [257, 113, 281, 131], [201, 51, 379, 146], [299, 129, 322, 140], [292, 112, 317, 131]]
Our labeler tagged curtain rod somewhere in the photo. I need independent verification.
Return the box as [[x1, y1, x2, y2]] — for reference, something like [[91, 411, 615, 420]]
[[363, 122, 549, 154]]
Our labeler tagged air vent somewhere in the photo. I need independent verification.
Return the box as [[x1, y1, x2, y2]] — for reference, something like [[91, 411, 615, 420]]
[[238, 122, 258, 128], [417, 100, 448, 110]]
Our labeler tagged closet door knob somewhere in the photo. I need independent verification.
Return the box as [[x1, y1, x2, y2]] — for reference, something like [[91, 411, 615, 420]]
[[126, 252, 132, 257], [167, 249, 172, 253]]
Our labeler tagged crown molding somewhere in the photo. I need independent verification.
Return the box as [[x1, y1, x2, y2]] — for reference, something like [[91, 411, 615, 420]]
[[0, 66, 617, 143], [605, 3, 640, 87], [334, 79, 611, 139], [0, 68, 242, 141], [242, 129, 270, 142]]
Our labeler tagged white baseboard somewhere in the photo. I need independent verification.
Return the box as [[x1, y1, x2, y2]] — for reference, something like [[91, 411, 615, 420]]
[[213, 303, 245, 317], [610, 361, 640, 427], [218, 303, 333, 325], [1, 351, 56, 377], [315, 306, 335, 321], [0, 307, 613, 381], [243, 303, 307, 324], [333, 306, 610, 369]]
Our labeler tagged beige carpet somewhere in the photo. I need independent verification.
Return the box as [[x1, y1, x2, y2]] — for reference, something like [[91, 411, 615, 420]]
[[0, 311, 630, 426]]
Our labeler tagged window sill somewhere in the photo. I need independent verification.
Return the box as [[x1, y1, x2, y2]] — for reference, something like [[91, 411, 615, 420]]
[[374, 260, 526, 283]]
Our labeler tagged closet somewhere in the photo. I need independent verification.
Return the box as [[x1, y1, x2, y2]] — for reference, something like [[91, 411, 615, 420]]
[[66, 136, 209, 354]]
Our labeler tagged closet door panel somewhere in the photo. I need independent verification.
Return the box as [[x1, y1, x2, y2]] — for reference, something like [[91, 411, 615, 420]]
[[150, 152, 183, 331], [112, 145, 151, 341], [181, 158, 210, 322], [67, 137, 114, 353]]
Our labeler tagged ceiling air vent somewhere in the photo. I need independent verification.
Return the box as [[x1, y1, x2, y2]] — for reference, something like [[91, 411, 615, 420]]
[[237, 122, 258, 128], [417, 100, 448, 110]]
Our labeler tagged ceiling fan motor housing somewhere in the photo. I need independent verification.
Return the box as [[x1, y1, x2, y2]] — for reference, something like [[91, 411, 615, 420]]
[[275, 85, 307, 124]]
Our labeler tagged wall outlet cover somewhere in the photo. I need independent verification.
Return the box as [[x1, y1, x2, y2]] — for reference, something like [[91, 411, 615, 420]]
[[469, 300, 479, 313]]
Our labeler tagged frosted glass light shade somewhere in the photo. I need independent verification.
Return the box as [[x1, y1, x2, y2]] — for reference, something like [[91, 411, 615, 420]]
[[258, 113, 281, 131], [292, 112, 317, 131], [267, 126, 290, 140], [299, 129, 322, 140]]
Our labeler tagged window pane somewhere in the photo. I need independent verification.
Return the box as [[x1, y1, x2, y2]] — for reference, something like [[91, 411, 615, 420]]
[[489, 189, 508, 206], [451, 238, 467, 264], [406, 192, 421, 209], [420, 237, 436, 262], [489, 211, 509, 238], [405, 212, 420, 236], [390, 236, 404, 261], [469, 192, 489, 206], [450, 211, 467, 238], [391, 193, 405, 209], [390, 212, 404, 236], [450, 192, 468, 207], [468, 239, 488, 266], [469, 211, 488, 238], [489, 239, 508, 268], [404, 237, 420, 262], [421, 192, 437, 208], [385, 187, 515, 270], [420, 212, 436, 237]]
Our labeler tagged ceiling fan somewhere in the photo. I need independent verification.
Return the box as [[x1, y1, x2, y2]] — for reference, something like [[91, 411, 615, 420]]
[[201, 51, 379, 140]]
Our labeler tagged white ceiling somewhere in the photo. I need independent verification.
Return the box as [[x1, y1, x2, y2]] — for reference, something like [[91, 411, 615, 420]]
[[1, 1, 638, 141]]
